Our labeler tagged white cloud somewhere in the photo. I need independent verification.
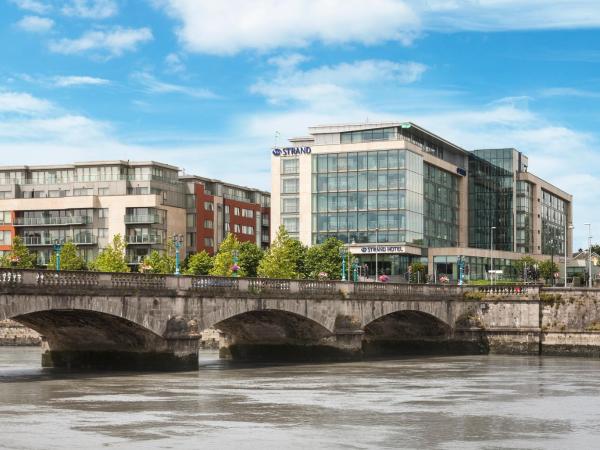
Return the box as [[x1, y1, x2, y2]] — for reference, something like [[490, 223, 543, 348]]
[[415, 0, 600, 31], [164, 53, 186, 74], [49, 27, 153, 58], [0, 91, 52, 115], [251, 58, 427, 106], [61, 0, 118, 19], [10, 0, 50, 14], [158, 0, 419, 55], [132, 72, 217, 99], [52, 75, 110, 87], [539, 87, 600, 99], [16, 15, 54, 33]]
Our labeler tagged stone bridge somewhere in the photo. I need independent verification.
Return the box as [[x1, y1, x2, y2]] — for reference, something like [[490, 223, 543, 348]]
[[0, 269, 542, 370]]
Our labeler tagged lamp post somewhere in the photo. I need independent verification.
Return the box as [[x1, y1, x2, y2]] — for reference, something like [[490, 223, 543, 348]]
[[53, 239, 63, 272], [352, 257, 359, 283], [375, 227, 379, 282], [565, 223, 574, 287], [585, 223, 592, 288], [490, 226, 496, 285], [172, 234, 183, 276], [339, 247, 347, 281], [231, 249, 240, 278]]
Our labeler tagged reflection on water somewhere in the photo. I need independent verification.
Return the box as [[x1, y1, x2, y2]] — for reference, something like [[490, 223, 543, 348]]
[[1, 347, 600, 449]]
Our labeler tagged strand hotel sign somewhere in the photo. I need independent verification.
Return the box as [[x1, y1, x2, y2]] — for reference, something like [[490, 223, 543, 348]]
[[272, 146, 312, 157]]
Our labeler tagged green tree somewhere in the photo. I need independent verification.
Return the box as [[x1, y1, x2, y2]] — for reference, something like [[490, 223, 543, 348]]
[[0, 235, 36, 268], [514, 256, 538, 281], [48, 241, 86, 271], [409, 261, 427, 283], [89, 234, 130, 273], [538, 259, 559, 284], [140, 250, 175, 274], [238, 241, 264, 277], [258, 226, 307, 279], [184, 250, 214, 275], [304, 237, 344, 279], [210, 233, 244, 277]]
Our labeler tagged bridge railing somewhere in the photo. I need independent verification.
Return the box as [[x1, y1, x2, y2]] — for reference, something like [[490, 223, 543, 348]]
[[0, 268, 540, 299]]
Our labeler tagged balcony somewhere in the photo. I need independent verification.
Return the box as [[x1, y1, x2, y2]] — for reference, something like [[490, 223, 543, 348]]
[[14, 216, 92, 227], [126, 234, 163, 245], [22, 235, 98, 246], [124, 214, 162, 225]]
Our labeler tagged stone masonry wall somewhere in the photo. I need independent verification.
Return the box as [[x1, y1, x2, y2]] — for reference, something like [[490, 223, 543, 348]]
[[0, 319, 40, 346]]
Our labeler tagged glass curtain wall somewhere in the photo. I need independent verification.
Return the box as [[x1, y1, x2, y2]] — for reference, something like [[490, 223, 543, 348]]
[[311, 149, 424, 245], [423, 163, 459, 248], [468, 150, 515, 251], [541, 189, 567, 255], [516, 181, 533, 253]]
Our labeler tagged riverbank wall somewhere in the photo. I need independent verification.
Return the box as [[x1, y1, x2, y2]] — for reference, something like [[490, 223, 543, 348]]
[[0, 319, 40, 346]]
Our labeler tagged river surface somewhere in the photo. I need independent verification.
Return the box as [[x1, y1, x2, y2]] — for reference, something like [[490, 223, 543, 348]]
[[1, 348, 600, 449]]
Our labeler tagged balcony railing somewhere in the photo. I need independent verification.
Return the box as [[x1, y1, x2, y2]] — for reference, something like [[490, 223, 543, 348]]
[[126, 234, 163, 245], [23, 235, 98, 246], [0, 174, 179, 186], [124, 214, 162, 224], [14, 216, 92, 226]]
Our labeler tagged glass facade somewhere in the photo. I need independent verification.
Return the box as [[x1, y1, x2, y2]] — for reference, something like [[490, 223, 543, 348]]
[[468, 149, 514, 251], [423, 163, 459, 248], [433, 255, 520, 283], [280, 158, 300, 239], [516, 181, 533, 253], [541, 189, 567, 255], [311, 149, 423, 245]]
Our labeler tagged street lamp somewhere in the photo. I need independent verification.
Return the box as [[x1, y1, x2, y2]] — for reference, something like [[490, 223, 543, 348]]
[[53, 239, 63, 272], [231, 249, 240, 278], [352, 257, 359, 283], [565, 223, 574, 287], [339, 247, 347, 281], [375, 227, 379, 282], [585, 223, 592, 288], [172, 234, 183, 276], [490, 226, 496, 285]]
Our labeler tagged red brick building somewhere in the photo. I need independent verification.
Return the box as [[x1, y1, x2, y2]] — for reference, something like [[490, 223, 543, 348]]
[[181, 176, 270, 255]]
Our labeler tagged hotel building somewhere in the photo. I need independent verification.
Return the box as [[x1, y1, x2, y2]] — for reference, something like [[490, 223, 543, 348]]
[[0, 161, 270, 268], [271, 122, 573, 281]]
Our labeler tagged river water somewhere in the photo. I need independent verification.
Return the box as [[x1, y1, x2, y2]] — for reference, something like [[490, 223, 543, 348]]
[[1, 348, 600, 449]]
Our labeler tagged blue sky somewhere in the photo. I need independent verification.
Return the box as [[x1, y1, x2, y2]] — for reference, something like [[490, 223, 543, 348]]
[[1, 0, 600, 248]]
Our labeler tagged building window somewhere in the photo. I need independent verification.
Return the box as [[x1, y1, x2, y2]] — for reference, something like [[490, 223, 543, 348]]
[[234, 207, 240, 216], [0, 211, 10, 224], [282, 178, 299, 194], [98, 187, 109, 196], [204, 201, 214, 211], [48, 190, 66, 198], [234, 224, 241, 233], [186, 194, 196, 209], [282, 158, 299, 174], [282, 198, 299, 213], [187, 232, 196, 247], [242, 225, 255, 235], [225, 222, 230, 232], [73, 188, 93, 196], [225, 205, 230, 214], [283, 217, 299, 233], [242, 209, 254, 218], [98, 228, 108, 238], [204, 237, 214, 247], [98, 208, 109, 218], [187, 214, 196, 228], [204, 219, 213, 229], [0, 231, 11, 245]]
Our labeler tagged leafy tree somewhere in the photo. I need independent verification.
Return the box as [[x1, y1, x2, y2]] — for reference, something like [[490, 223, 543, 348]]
[[0, 235, 36, 268], [514, 256, 538, 281], [184, 250, 214, 275], [304, 237, 344, 280], [258, 226, 307, 279], [48, 241, 86, 271], [89, 234, 130, 273], [538, 259, 559, 284], [210, 233, 244, 277], [238, 241, 264, 278], [409, 261, 427, 283]]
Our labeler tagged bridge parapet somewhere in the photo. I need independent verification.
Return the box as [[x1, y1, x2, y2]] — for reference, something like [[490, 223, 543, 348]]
[[0, 268, 538, 301]]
